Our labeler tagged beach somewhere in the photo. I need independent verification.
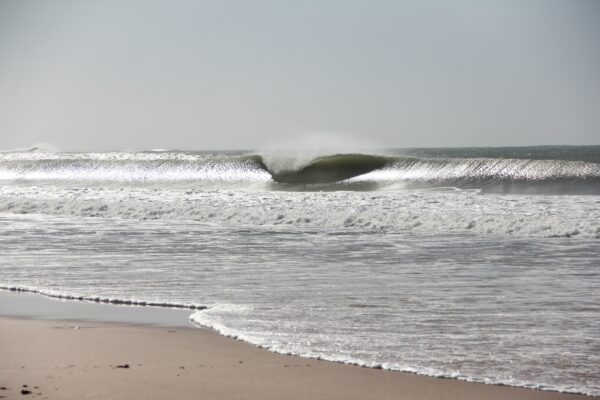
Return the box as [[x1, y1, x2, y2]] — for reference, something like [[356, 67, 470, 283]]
[[2, 0, 599, 397], [1, 291, 597, 400], [1, 147, 599, 396], [1, 309, 596, 400]]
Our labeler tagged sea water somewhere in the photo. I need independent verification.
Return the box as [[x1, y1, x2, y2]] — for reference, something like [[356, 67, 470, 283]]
[[0, 146, 599, 395]]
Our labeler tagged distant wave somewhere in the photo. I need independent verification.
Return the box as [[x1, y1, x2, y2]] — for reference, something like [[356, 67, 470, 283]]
[[0, 142, 61, 153], [0, 151, 599, 194]]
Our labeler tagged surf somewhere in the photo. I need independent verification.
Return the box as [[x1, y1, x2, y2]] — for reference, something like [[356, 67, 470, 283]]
[[254, 153, 393, 184], [0, 148, 599, 194]]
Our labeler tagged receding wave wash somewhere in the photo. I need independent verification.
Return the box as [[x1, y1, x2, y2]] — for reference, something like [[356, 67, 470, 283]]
[[1, 145, 599, 396]]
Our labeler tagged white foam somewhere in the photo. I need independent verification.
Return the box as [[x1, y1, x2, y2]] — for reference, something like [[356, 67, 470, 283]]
[[1, 185, 599, 239], [189, 305, 595, 396], [1, 212, 598, 396]]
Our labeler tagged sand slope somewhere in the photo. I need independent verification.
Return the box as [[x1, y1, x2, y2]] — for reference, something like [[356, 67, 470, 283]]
[[0, 317, 595, 400]]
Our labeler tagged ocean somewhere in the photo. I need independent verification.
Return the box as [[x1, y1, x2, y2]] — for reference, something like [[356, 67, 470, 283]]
[[0, 145, 599, 395]]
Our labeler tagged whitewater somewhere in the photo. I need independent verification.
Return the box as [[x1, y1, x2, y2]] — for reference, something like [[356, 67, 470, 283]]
[[0, 146, 599, 395]]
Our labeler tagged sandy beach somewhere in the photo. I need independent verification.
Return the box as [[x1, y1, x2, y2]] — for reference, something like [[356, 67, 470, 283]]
[[2, 1, 599, 398], [0, 313, 596, 400]]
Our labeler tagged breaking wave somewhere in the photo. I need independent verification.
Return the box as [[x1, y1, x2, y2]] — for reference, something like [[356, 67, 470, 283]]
[[255, 153, 393, 184], [0, 150, 599, 194]]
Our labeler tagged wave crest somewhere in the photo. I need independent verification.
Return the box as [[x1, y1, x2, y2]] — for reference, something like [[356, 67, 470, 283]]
[[0, 150, 599, 193], [256, 153, 392, 184]]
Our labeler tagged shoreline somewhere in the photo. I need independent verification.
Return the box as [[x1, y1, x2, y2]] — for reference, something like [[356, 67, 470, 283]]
[[0, 289, 193, 328], [0, 291, 597, 399]]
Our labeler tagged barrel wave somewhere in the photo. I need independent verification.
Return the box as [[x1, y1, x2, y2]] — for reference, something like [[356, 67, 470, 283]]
[[256, 153, 393, 184], [1, 148, 599, 194]]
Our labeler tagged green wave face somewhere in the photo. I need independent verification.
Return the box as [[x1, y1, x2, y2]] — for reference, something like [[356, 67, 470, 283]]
[[264, 154, 392, 184]]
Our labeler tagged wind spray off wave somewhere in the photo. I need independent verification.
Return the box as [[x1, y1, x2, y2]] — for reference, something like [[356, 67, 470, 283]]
[[1, 147, 599, 193]]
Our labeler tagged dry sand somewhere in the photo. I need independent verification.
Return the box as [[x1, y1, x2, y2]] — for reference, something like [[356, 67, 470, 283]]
[[0, 316, 595, 400]]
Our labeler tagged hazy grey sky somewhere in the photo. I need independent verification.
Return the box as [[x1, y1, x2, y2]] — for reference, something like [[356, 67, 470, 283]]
[[0, 0, 599, 151]]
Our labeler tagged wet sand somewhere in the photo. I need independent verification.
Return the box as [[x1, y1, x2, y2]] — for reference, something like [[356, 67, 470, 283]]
[[0, 315, 596, 400]]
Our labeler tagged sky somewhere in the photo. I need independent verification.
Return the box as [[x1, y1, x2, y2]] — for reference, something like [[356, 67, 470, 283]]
[[0, 0, 599, 151]]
